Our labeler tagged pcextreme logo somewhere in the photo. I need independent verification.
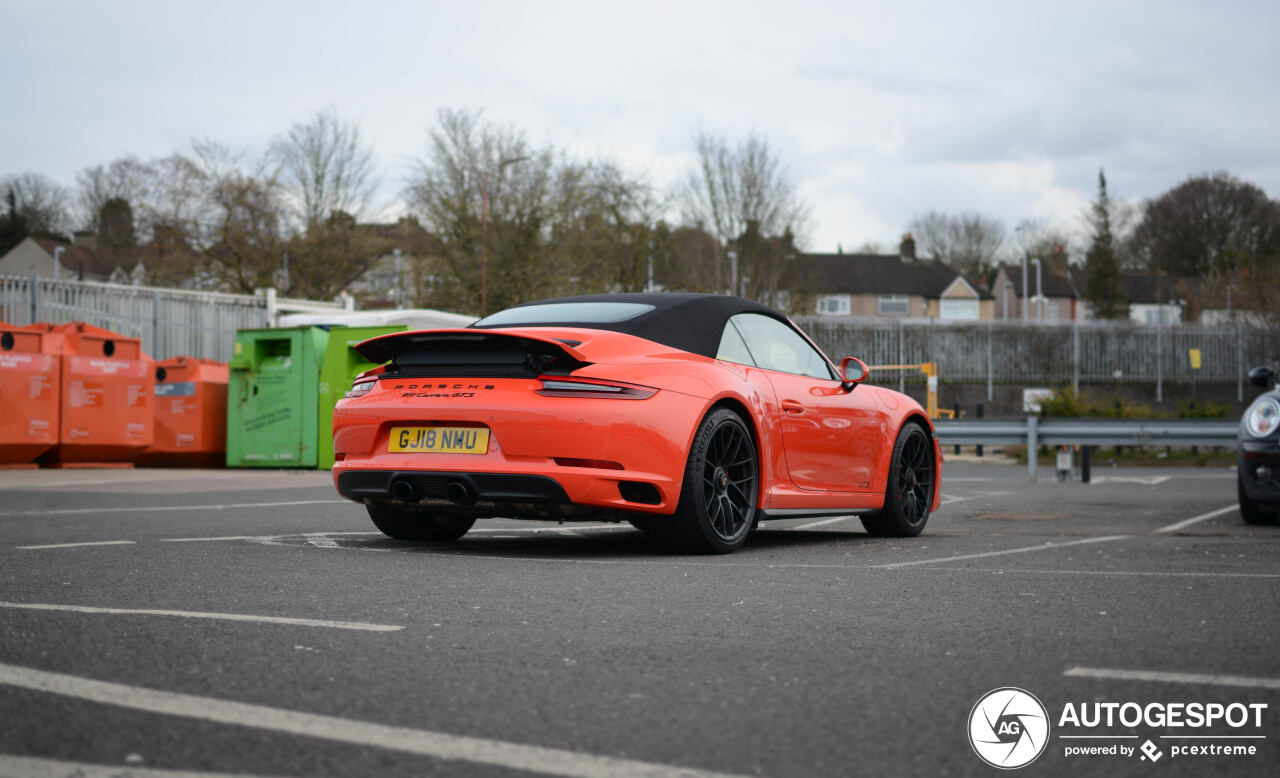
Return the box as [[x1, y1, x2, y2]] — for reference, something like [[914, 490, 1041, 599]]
[[968, 687, 1051, 769], [969, 688, 1269, 769]]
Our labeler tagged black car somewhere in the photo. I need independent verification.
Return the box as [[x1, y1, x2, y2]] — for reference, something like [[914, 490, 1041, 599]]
[[1239, 366, 1280, 524]]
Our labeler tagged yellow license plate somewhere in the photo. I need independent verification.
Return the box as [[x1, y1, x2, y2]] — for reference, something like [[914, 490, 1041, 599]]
[[389, 426, 490, 454]]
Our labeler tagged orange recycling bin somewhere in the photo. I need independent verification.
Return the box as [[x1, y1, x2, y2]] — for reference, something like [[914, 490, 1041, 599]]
[[39, 323, 155, 467], [137, 357, 229, 468], [0, 323, 61, 466]]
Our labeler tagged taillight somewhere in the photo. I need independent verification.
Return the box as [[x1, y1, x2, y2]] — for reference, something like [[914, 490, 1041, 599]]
[[346, 379, 376, 399], [535, 378, 656, 399]]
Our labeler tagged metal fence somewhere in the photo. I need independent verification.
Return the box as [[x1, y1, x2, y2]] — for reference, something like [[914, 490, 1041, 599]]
[[796, 316, 1278, 400], [0, 275, 352, 363]]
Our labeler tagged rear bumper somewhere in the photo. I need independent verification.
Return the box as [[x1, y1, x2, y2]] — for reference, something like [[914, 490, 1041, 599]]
[[335, 468, 654, 521]]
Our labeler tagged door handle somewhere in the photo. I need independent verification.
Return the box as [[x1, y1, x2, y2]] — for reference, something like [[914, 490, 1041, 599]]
[[781, 400, 805, 414]]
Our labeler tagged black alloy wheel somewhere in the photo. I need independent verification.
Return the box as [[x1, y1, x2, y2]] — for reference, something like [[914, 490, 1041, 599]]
[[640, 408, 759, 554], [862, 422, 933, 537]]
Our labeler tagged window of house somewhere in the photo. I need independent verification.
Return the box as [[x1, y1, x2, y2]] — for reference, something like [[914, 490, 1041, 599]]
[[940, 298, 980, 320], [816, 294, 850, 316], [878, 295, 909, 315]]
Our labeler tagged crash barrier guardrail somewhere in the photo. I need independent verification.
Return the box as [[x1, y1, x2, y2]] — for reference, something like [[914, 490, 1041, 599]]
[[796, 316, 1277, 402], [0, 275, 352, 364], [932, 417, 1239, 481]]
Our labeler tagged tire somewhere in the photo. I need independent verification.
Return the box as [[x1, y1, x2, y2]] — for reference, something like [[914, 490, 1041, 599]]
[[1238, 476, 1279, 526], [862, 422, 933, 538], [643, 408, 759, 554], [367, 502, 476, 541]]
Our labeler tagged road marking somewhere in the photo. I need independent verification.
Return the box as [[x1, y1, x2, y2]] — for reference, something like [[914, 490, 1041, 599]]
[[917, 567, 1280, 579], [0, 602, 403, 633], [1091, 475, 1173, 485], [1065, 667, 1280, 691], [162, 535, 264, 542], [873, 535, 1126, 568], [0, 754, 282, 778], [1153, 505, 1238, 534], [0, 500, 348, 518], [940, 491, 1014, 505], [794, 516, 848, 530], [16, 540, 136, 550], [0, 662, 754, 778]]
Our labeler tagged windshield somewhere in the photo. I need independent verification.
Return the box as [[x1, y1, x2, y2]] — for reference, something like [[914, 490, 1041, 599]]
[[474, 302, 655, 328]]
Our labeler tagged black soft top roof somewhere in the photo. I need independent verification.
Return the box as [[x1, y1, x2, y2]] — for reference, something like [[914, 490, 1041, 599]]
[[471, 293, 790, 360]]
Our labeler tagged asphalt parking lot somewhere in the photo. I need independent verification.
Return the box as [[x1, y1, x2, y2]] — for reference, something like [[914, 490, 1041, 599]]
[[0, 462, 1276, 777]]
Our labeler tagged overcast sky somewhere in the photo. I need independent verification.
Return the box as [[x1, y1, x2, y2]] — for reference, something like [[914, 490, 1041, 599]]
[[2, 0, 1277, 254]]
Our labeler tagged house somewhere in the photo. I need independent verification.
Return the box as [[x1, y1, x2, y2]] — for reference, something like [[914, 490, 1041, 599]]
[[784, 236, 993, 319], [0, 234, 116, 281], [990, 264, 1080, 322]]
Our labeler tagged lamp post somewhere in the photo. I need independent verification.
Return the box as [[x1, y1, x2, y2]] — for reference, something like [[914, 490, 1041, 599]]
[[481, 155, 529, 316], [1003, 281, 1013, 320], [1030, 257, 1044, 322], [52, 246, 65, 281], [727, 250, 738, 297], [1227, 284, 1236, 322]]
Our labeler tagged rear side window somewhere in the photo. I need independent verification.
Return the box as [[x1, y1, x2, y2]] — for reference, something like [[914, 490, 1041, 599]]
[[716, 322, 755, 366], [728, 313, 834, 380]]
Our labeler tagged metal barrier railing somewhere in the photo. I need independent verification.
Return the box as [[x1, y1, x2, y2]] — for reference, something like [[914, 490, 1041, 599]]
[[933, 417, 1239, 481]]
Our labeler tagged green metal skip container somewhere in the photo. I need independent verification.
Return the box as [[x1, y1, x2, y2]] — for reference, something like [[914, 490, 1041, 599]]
[[226, 327, 330, 468], [316, 325, 406, 469]]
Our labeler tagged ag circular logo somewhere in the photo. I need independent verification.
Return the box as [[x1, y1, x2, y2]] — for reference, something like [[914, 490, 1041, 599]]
[[968, 687, 1050, 769]]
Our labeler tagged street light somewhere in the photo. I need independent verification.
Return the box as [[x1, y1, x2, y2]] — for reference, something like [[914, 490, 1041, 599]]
[[481, 155, 529, 315], [1030, 257, 1044, 322]]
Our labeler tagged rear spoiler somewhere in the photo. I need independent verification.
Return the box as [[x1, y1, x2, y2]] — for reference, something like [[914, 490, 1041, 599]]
[[355, 329, 592, 378]]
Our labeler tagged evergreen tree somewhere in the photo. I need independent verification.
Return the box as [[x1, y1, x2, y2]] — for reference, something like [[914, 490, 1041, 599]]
[[1083, 170, 1129, 319], [0, 189, 29, 255]]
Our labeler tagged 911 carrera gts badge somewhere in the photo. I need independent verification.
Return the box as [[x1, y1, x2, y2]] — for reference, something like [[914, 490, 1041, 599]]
[[395, 383, 495, 399]]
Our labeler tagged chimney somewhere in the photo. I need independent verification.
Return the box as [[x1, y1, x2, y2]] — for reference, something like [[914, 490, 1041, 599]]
[[1048, 244, 1069, 274], [899, 233, 916, 262], [73, 231, 97, 253]]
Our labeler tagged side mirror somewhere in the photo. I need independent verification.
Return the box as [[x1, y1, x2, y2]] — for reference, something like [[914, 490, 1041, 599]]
[[1249, 366, 1276, 389], [840, 357, 870, 388]]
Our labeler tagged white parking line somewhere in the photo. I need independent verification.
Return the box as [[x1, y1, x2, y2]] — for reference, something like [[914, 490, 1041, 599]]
[[873, 535, 1127, 569], [0, 602, 403, 633], [0, 662, 754, 778], [915, 567, 1280, 580], [17, 540, 136, 550], [0, 754, 281, 778], [1065, 667, 1280, 691], [1153, 505, 1238, 534], [0, 500, 348, 518]]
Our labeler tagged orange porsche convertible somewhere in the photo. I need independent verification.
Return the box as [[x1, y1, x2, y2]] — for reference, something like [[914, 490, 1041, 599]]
[[332, 293, 942, 553]]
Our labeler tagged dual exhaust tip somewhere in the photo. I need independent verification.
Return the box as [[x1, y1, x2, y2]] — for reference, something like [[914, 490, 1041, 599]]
[[390, 478, 475, 505]]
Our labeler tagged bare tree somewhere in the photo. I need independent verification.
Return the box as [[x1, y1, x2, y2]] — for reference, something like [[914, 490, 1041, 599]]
[[74, 156, 154, 231], [679, 130, 810, 302], [270, 107, 379, 228], [1128, 171, 1280, 278], [405, 109, 559, 313], [0, 172, 73, 239], [907, 211, 1005, 282]]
